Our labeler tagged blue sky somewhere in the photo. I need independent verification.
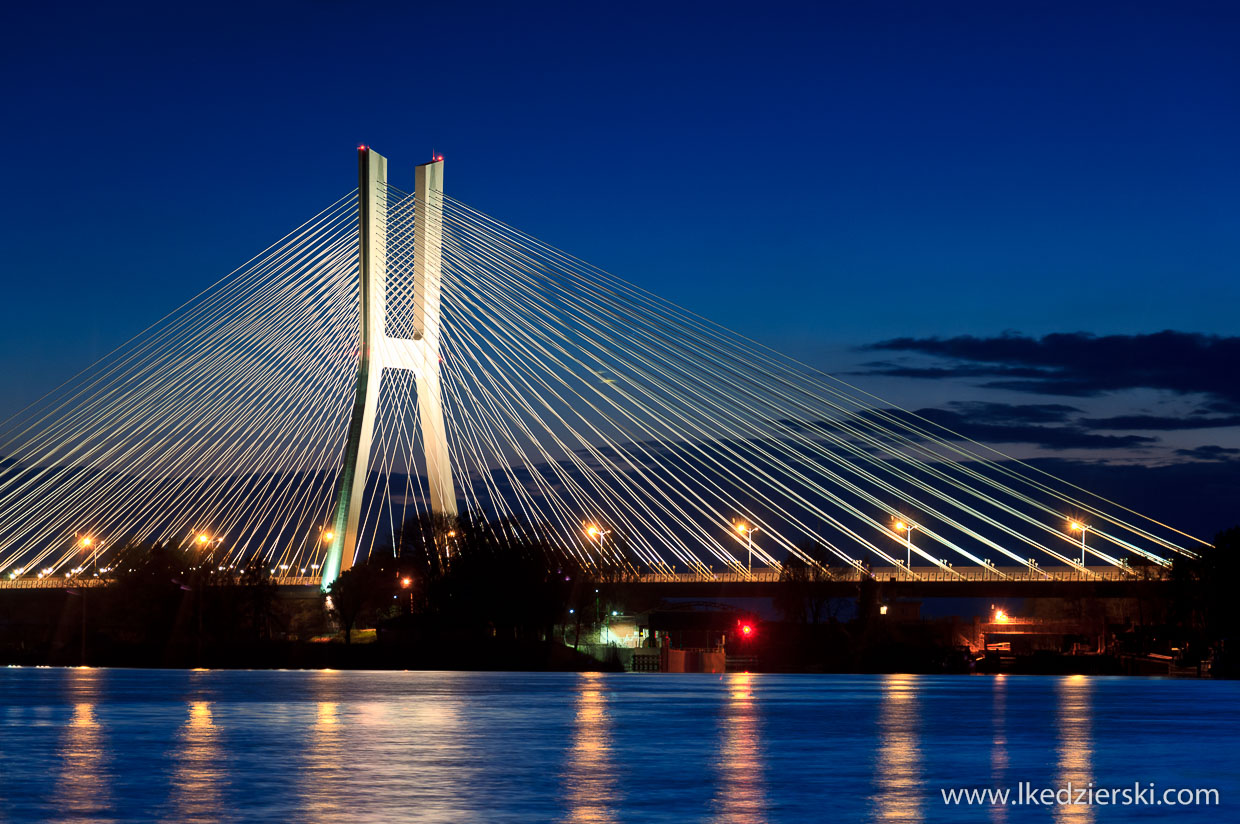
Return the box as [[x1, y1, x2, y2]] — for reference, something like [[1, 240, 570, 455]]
[[2, 0, 1238, 534]]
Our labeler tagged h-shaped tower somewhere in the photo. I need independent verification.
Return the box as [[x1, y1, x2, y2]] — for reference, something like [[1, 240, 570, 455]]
[[320, 148, 457, 590]]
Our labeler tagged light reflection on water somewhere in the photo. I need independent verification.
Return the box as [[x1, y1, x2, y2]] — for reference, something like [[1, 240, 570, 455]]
[[990, 675, 1009, 824], [164, 702, 224, 824], [51, 697, 109, 824], [1054, 676, 1093, 824], [563, 672, 617, 823], [711, 672, 767, 823], [871, 674, 921, 823], [0, 670, 1235, 823], [299, 699, 343, 824]]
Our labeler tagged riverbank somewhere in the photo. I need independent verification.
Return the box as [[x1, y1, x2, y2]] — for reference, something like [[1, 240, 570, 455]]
[[1, 586, 1231, 676]]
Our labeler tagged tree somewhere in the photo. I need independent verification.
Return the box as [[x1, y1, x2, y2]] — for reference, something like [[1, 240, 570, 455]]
[[392, 512, 459, 580], [326, 564, 391, 644], [233, 560, 278, 640], [775, 541, 840, 624], [102, 539, 191, 646], [393, 514, 601, 640], [1169, 526, 1240, 668]]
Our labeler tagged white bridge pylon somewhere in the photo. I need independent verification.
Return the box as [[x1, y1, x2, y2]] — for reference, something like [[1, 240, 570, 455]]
[[321, 148, 456, 589]]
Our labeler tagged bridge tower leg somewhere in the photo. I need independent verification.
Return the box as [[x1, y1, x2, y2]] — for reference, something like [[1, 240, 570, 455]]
[[321, 150, 457, 592], [411, 159, 457, 519], [322, 147, 387, 589]]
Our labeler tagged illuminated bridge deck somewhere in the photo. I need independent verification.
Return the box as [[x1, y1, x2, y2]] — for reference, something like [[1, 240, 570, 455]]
[[0, 566, 1164, 597]]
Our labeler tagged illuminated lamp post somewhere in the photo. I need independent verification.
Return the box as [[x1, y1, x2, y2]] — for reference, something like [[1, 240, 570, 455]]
[[77, 534, 99, 577], [893, 520, 917, 569], [584, 523, 610, 567], [1068, 520, 1089, 567], [732, 521, 759, 576]]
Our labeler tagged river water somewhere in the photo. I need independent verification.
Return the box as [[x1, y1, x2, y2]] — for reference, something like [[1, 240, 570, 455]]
[[0, 668, 1234, 822]]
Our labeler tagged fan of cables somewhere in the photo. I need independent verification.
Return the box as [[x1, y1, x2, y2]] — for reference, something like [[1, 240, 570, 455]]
[[0, 183, 1206, 582]]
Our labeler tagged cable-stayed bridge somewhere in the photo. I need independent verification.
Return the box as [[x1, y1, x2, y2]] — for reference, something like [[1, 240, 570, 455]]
[[0, 149, 1206, 591]]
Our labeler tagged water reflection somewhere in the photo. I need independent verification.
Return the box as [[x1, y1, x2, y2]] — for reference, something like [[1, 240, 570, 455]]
[[1, 669, 1222, 824], [300, 698, 345, 824], [711, 672, 767, 823], [51, 698, 110, 823], [990, 676, 1008, 824], [872, 674, 922, 823], [562, 672, 617, 823], [165, 701, 226, 823], [1054, 676, 1093, 824]]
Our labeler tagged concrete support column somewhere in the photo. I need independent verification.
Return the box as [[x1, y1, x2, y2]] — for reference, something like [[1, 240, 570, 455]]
[[322, 147, 387, 590], [413, 159, 457, 518]]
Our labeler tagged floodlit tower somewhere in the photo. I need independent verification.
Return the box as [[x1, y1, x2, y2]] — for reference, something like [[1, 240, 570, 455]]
[[321, 148, 458, 590]]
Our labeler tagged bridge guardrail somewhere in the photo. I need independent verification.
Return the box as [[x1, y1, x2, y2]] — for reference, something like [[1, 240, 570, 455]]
[[629, 566, 1148, 584], [0, 577, 106, 589], [0, 575, 319, 590], [0, 566, 1160, 590]]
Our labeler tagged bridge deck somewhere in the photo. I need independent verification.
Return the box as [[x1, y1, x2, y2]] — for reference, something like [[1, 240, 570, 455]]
[[0, 566, 1160, 591]]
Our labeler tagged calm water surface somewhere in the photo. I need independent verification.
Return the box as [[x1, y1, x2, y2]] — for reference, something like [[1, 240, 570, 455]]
[[0, 668, 1235, 822]]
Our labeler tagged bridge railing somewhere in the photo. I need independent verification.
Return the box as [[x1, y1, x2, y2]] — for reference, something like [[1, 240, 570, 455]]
[[275, 576, 322, 587], [0, 575, 319, 590], [0, 565, 1162, 590], [0, 577, 107, 589], [631, 565, 1152, 584]]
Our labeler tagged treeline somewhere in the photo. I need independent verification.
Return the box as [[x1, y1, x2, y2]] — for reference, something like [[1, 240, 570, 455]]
[[0, 513, 642, 668], [1161, 526, 1240, 676], [327, 513, 646, 645], [0, 540, 299, 667]]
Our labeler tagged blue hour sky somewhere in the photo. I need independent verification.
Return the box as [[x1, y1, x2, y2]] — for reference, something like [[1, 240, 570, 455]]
[[2, 1, 1238, 534]]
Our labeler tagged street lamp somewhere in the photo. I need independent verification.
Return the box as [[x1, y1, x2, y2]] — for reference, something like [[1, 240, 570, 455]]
[[732, 521, 759, 575], [584, 523, 610, 559], [76, 534, 99, 577], [192, 532, 224, 568], [1068, 520, 1089, 566], [401, 576, 413, 611], [893, 520, 917, 569]]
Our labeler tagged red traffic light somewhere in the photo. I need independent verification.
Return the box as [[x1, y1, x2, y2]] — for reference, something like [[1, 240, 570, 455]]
[[739, 622, 755, 638]]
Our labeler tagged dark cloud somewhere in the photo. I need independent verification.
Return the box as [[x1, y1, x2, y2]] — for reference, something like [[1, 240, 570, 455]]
[[907, 403, 1156, 451], [931, 401, 1081, 425], [861, 331, 1240, 404], [856, 363, 1050, 381], [1083, 413, 1240, 431], [783, 401, 1153, 451], [1174, 445, 1240, 461]]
